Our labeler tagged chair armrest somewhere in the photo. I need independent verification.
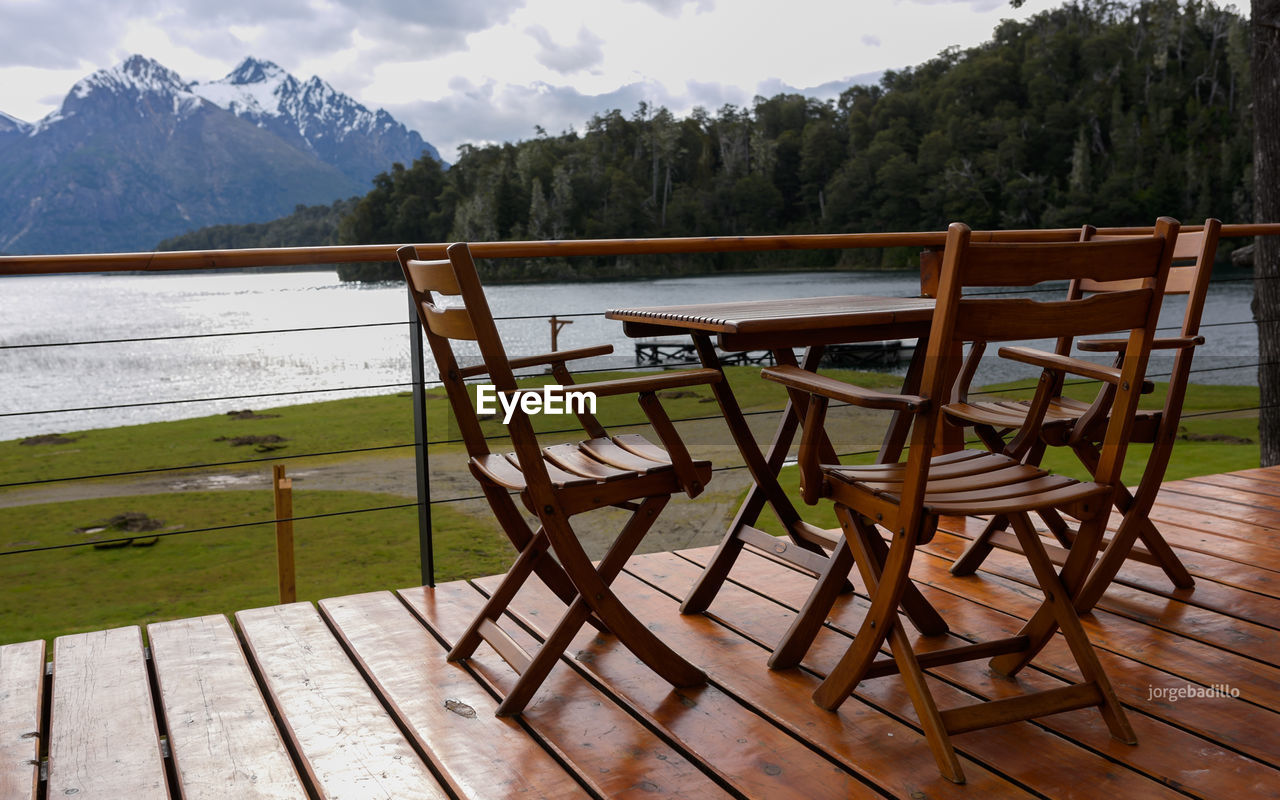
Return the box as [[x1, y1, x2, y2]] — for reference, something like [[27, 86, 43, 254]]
[[997, 346, 1126, 384], [998, 346, 1154, 393], [1077, 335, 1205, 353], [569, 368, 722, 397], [457, 344, 614, 378], [761, 365, 928, 412]]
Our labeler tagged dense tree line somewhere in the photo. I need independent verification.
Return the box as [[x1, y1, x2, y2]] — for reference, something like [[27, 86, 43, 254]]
[[169, 0, 1252, 281], [157, 199, 359, 254]]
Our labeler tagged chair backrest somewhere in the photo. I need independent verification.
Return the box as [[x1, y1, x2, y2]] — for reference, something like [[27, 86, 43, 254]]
[[397, 243, 553, 497], [1079, 218, 1221, 339], [903, 219, 1179, 531]]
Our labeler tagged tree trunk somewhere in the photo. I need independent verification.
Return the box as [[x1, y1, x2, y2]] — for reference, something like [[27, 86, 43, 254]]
[[1254, 0, 1280, 465]]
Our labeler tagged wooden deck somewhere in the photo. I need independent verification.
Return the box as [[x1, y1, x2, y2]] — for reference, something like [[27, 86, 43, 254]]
[[3, 467, 1280, 799]]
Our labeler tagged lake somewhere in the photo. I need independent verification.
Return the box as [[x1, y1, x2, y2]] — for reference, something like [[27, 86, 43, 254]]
[[0, 268, 1259, 441]]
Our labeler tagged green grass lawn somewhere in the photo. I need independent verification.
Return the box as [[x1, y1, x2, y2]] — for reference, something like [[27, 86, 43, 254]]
[[0, 366, 813, 486], [0, 490, 511, 644], [0, 366, 1260, 645]]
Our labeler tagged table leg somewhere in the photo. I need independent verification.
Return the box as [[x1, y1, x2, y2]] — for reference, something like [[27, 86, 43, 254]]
[[681, 339, 837, 614]]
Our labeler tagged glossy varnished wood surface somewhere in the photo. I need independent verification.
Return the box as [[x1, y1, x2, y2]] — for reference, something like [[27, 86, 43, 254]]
[[7, 465, 1280, 798]]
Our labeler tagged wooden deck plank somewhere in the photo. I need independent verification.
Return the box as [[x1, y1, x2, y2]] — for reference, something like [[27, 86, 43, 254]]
[[318, 591, 588, 800], [635, 552, 1209, 799], [47, 626, 168, 800], [1230, 466, 1280, 486], [0, 640, 44, 800], [234, 603, 447, 800], [397, 582, 735, 800], [469, 573, 886, 800], [1167, 475, 1280, 509], [1111, 509, 1280, 572], [1147, 497, 1280, 550], [667, 547, 1280, 798], [916, 531, 1280, 709], [925, 530, 1280, 651], [456, 569, 1038, 799], [947, 510, 1280, 599], [1186, 472, 1280, 499], [147, 615, 307, 800]]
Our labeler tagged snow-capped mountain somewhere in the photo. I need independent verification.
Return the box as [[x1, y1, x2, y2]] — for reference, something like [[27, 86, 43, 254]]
[[191, 57, 442, 184], [0, 55, 441, 254], [0, 110, 32, 137]]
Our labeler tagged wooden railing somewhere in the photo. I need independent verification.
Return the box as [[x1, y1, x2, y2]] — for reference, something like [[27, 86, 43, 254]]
[[3, 223, 1278, 275]]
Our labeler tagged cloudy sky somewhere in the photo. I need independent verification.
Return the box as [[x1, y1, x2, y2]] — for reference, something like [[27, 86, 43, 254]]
[[1, 0, 1058, 159]]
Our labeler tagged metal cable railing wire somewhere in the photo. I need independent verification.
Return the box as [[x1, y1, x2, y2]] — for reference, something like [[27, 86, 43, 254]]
[[1, 313, 1266, 419], [4, 353, 1271, 489], [1, 295, 1268, 560], [3, 394, 1271, 559]]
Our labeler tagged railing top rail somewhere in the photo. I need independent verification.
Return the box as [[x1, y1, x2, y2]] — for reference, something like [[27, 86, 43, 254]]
[[1, 223, 1276, 276]]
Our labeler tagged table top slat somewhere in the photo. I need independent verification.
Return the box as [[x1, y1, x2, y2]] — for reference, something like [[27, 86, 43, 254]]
[[148, 615, 307, 800], [48, 627, 169, 800], [0, 640, 45, 800], [319, 591, 588, 799], [235, 602, 448, 800], [607, 295, 936, 338]]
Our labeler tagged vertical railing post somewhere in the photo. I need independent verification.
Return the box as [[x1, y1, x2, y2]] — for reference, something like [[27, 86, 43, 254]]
[[409, 296, 435, 587], [273, 464, 296, 603]]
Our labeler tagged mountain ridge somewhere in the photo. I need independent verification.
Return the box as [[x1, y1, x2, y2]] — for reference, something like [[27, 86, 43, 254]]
[[0, 55, 441, 254]]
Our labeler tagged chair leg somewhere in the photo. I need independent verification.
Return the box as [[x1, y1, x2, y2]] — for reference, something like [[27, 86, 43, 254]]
[[812, 509, 917, 711], [1037, 507, 1076, 549], [496, 593, 594, 716], [501, 496, 703, 717], [1071, 443, 1192, 592], [449, 528, 550, 663], [1075, 512, 1193, 613], [863, 523, 948, 636], [768, 536, 855, 669], [1134, 516, 1195, 589], [1001, 513, 1135, 744], [472, 495, 706, 716], [1106, 476, 1194, 587], [885, 618, 965, 783], [482, 485, 593, 613], [579, 496, 705, 687], [950, 514, 1008, 576]]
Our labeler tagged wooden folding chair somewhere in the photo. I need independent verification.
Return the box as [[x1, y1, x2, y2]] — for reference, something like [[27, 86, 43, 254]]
[[761, 219, 1179, 783], [399, 242, 716, 715], [944, 219, 1220, 611]]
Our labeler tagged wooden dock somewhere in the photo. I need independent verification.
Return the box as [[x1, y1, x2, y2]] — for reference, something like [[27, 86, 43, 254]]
[[633, 338, 914, 370], [3, 466, 1279, 798]]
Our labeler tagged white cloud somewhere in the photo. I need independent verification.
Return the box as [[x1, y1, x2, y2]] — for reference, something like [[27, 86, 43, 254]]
[[526, 25, 605, 74], [622, 0, 716, 18], [0, 0, 1058, 153]]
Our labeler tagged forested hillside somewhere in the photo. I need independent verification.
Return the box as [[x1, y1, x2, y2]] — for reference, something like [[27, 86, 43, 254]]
[[157, 199, 359, 252], [176, 1, 1253, 280]]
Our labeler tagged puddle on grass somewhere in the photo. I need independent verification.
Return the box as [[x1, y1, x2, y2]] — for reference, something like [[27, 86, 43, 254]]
[[166, 473, 263, 491]]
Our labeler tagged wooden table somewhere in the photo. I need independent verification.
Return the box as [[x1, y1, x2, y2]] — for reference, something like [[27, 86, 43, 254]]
[[606, 294, 936, 613]]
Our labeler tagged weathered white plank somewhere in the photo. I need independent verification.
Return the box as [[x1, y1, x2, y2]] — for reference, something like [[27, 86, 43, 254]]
[[0, 639, 44, 800], [148, 615, 307, 800], [47, 626, 168, 800], [235, 602, 447, 800]]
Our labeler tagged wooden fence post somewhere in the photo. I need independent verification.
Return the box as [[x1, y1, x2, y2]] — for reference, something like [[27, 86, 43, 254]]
[[273, 464, 296, 603]]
